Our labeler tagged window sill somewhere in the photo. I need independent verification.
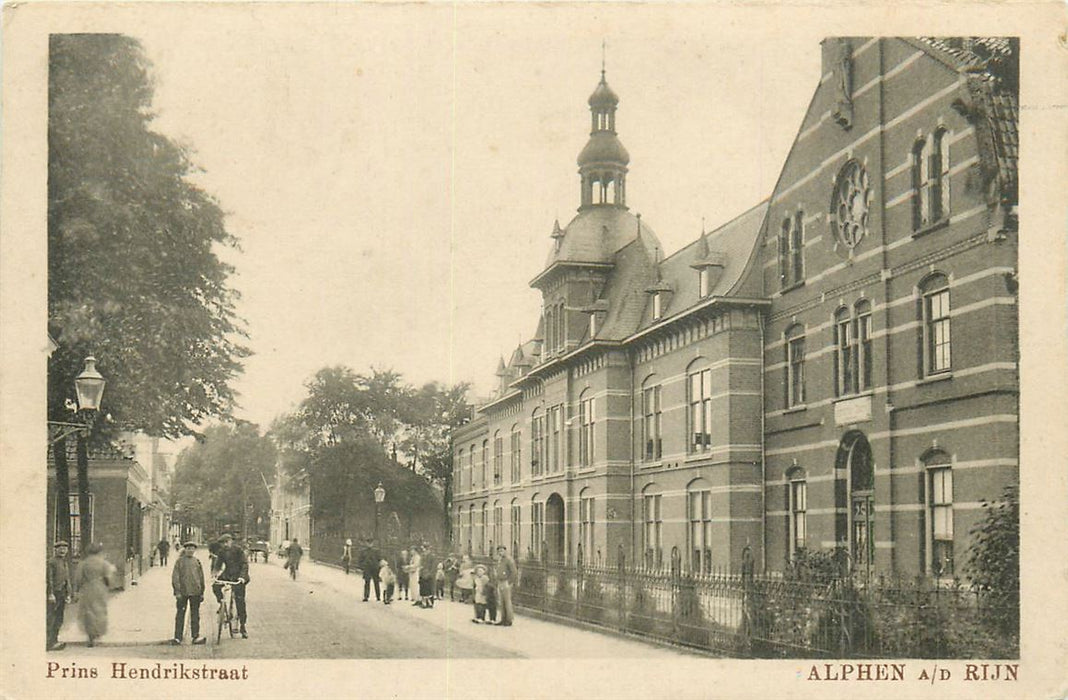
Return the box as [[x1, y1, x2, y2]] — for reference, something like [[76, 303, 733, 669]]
[[779, 280, 806, 294], [917, 371, 952, 386], [912, 218, 949, 239], [577, 467, 597, 475], [783, 404, 808, 414], [684, 452, 714, 464], [639, 460, 664, 470], [833, 390, 874, 403]]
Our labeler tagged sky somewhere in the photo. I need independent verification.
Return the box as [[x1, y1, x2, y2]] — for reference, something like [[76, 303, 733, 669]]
[[131, 4, 822, 428]]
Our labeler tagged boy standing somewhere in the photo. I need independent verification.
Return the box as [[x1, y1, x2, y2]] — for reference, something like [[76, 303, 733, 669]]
[[46, 540, 71, 651], [171, 541, 206, 645]]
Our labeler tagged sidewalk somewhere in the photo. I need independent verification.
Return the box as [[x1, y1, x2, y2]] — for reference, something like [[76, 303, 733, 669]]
[[302, 557, 690, 658]]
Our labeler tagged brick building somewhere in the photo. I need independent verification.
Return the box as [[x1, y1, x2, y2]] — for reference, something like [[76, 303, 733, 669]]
[[451, 37, 1018, 578]]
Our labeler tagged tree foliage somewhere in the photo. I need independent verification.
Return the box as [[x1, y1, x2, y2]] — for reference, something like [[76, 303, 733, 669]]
[[965, 483, 1019, 637], [170, 422, 275, 537], [48, 34, 247, 439]]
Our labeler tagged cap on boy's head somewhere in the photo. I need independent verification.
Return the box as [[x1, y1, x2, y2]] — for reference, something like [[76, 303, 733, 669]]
[[496, 545, 507, 552], [54, 540, 69, 548], [219, 533, 233, 543], [183, 540, 198, 549]]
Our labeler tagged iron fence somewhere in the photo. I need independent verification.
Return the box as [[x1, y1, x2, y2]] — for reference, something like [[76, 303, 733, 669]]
[[502, 545, 1017, 658]]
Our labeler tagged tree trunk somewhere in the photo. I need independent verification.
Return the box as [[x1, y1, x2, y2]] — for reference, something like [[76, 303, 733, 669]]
[[53, 437, 72, 545], [76, 433, 92, 555]]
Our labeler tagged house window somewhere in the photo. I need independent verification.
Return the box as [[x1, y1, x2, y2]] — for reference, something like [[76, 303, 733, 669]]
[[926, 455, 954, 576], [834, 301, 873, 396], [493, 432, 503, 486], [530, 500, 545, 558], [912, 131, 951, 231], [549, 405, 562, 472], [911, 138, 928, 230], [699, 267, 710, 298], [642, 381, 662, 460], [652, 292, 662, 320], [778, 218, 790, 289], [510, 500, 521, 554], [688, 489, 712, 573], [687, 365, 712, 452], [922, 274, 951, 376], [789, 478, 807, 558], [930, 129, 950, 222], [467, 505, 474, 554], [578, 393, 595, 467], [791, 211, 804, 285], [785, 325, 806, 408], [557, 302, 566, 351], [480, 503, 488, 554], [643, 492, 663, 568], [457, 448, 465, 492], [60, 494, 93, 554], [481, 439, 489, 489], [510, 425, 521, 483], [531, 409, 543, 477], [578, 490, 595, 564], [493, 503, 503, 552]]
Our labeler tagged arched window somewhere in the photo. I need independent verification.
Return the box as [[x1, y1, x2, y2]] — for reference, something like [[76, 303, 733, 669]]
[[778, 217, 790, 289], [911, 137, 928, 230], [457, 448, 465, 493], [467, 504, 475, 555], [641, 374, 663, 461], [785, 324, 806, 408], [578, 389, 595, 467], [509, 424, 521, 484], [480, 502, 488, 554], [492, 500, 503, 553], [699, 267, 711, 298], [548, 404, 563, 473], [924, 450, 954, 576], [855, 299, 873, 391], [791, 210, 805, 284], [786, 467, 807, 560], [920, 273, 951, 376], [652, 292, 663, 320], [578, 487, 595, 564], [530, 493, 545, 559], [481, 439, 489, 489], [641, 484, 663, 568], [530, 408, 543, 477], [510, 498, 521, 555], [687, 479, 712, 573], [834, 307, 854, 396], [493, 430, 503, 486], [687, 359, 713, 453], [912, 131, 951, 231], [607, 179, 617, 204], [930, 128, 950, 222], [833, 301, 874, 396]]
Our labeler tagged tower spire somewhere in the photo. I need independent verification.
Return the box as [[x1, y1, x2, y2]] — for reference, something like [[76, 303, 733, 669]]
[[602, 39, 607, 78], [578, 56, 629, 211]]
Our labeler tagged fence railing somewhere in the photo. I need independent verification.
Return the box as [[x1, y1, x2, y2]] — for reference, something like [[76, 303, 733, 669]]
[[501, 546, 1018, 659]]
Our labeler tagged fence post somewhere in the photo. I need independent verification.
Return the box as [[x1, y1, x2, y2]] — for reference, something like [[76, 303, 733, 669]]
[[670, 546, 681, 639], [575, 544, 584, 620], [617, 545, 627, 631], [741, 545, 754, 654]]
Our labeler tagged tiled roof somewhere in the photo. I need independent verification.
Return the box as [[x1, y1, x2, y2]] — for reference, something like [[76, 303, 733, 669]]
[[543, 206, 661, 268]]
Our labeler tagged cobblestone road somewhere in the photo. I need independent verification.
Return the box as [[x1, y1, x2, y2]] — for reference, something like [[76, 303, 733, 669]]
[[50, 551, 686, 659]]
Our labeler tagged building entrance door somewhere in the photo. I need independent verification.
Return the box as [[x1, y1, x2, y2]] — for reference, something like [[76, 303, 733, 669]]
[[837, 431, 875, 576]]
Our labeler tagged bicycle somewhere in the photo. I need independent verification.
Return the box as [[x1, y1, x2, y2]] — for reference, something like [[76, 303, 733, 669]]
[[212, 578, 245, 644]]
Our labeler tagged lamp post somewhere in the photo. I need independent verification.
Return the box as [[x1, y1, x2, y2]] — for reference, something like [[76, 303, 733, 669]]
[[49, 356, 106, 555], [373, 482, 386, 542]]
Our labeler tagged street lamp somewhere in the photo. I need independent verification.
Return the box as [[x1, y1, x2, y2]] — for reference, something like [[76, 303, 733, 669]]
[[373, 482, 386, 542], [48, 356, 106, 557]]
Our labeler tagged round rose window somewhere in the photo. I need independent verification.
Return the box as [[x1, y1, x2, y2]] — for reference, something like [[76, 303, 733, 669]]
[[830, 160, 871, 250]]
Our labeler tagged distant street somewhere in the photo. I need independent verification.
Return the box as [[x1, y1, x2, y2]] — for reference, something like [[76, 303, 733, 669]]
[[52, 551, 687, 659]]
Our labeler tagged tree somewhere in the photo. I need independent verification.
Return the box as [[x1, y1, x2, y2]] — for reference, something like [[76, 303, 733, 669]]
[[48, 34, 247, 437], [47, 34, 247, 550], [965, 483, 1019, 639], [171, 423, 276, 538]]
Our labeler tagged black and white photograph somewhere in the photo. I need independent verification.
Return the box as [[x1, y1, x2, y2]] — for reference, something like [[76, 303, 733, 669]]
[[2, 2, 1066, 699]]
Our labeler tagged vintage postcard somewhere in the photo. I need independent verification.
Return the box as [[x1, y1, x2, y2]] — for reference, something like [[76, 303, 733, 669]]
[[2, 2, 1066, 699]]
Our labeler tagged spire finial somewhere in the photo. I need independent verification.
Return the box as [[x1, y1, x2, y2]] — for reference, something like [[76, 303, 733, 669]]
[[701, 216, 706, 235], [601, 39, 607, 79]]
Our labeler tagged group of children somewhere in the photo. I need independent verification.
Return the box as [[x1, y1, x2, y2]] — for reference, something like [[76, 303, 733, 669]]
[[366, 551, 502, 623]]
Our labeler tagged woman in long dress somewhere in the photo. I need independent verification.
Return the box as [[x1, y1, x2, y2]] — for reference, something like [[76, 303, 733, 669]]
[[74, 543, 117, 647]]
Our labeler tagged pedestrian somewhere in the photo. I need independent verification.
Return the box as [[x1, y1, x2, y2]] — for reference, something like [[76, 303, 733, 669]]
[[341, 538, 353, 575], [434, 562, 446, 599], [417, 545, 435, 608], [405, 546, 422, 607], [471, 564, 490, 623], [173, 537, 182, 554], [359, 538, 382, 602], [396, 549, 410, 601], [444, 554, 459, 600], [157, 537, 170, 567], [285, 537, 304, 578], [73, 542, 118, 647], [171, 540, 206, 645], [485, 570, 498, 624], [379, 559, 395, 605], [492, 545, 517, 626], [455, 554, 475, 603], [46, 540, 72, 651]]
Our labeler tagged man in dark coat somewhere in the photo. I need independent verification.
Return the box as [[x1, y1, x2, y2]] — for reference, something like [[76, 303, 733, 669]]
[[46, 540, 72, 651], [211, 534, 250, 637], [359, 538, 382, 602], [171, 541, 206, 645], [157, 538, 171, 566]]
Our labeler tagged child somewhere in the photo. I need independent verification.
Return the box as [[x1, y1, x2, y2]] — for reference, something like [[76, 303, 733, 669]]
[[434, 562, 446, 600], [471, 564, 490, 623], [485, 575, 498, 624], [379, 559, 396, 605]]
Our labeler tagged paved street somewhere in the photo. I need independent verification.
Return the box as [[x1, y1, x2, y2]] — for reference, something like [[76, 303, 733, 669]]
[[50, 551, 687, 659]]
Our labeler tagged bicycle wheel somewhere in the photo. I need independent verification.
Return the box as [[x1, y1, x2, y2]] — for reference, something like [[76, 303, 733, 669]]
[[216, 602, 225, 644], [228, 598, 237, 638]]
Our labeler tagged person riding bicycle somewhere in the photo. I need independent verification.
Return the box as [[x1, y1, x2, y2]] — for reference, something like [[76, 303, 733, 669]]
[[285, 537, 304, 579], [210, 533, 250, 638]]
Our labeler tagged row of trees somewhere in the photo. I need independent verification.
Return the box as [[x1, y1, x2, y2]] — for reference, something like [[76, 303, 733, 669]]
[[47, 34, 247, 550]]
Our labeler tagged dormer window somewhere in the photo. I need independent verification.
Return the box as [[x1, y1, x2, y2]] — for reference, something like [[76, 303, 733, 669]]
[[699, 268, 710, 298], [589, 312, 597, 338], [652, 292, 662, 320]]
